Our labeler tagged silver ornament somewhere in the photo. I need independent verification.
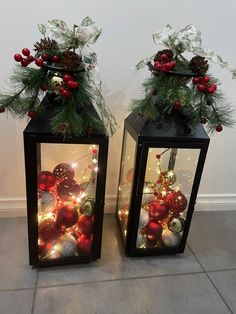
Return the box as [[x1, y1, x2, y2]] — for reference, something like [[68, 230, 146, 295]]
[[136, 231, 147, 248], [138, 208, 149, 229], [80, 197, 94, 216], [162, 229, 181, 247], [142, 185, 154, 206], [169, 218, 185, 233], [80, 182, 96, 197], [163, 170, 176, 185], [55, 234, 77, 257], [40, 192, 57, 213]]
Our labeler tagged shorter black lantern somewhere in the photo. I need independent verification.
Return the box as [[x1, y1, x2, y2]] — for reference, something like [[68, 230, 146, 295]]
[[24, 97, 108, 267], [116, 113, 209, 256]]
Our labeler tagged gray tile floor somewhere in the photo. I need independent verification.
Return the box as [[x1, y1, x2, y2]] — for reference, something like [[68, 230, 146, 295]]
[[0, 211, 236, 314]]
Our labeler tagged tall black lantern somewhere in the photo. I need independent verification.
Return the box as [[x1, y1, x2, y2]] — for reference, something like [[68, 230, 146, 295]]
[[24, 100, 108, 267], [116, 113, 209, 256]]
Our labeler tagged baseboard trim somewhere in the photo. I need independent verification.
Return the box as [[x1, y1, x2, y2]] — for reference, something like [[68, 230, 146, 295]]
[[0, 194, 236, 217]]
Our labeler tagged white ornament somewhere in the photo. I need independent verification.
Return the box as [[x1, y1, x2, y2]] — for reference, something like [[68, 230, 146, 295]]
[[136, 231, 147, 248], [138, 208, 149, 229], [55, 234, 77, 257], [162, 229, 181, 247], [40, 192, 57, 213], [169, 218, 184, 233], [142, 185, 154, 206]]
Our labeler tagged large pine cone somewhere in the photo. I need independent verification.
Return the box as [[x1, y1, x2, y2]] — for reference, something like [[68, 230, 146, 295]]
[[154, 49, 174, 62], [189, 56, 209, 75], [34, 37, 59, 53], [59, 51, 82, 70]]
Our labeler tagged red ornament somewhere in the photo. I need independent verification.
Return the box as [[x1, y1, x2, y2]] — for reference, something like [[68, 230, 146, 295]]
[[40, 85, 48, 91], [41, 53, 48, 61], [174, 101, 181, 109], [161, 53, 168, 61], [53, 163, 75, 181], [78, 215, 94, 236], [63, 74, 72, 82], [66, 80, 79, 89], [39, 219, 61, 243], [22, 48, 30, 56], [149, 199, 170, 220], [0, 106, 5, 113], [167, 191, 188, 213], [215, 125, 223, 132], [77, 234, 93, 254], [146, 220, 163, 241], [197, 84, 206, 92], [28, 111, 37, 119], [56, 206, 78, 228], [14, 53, 22, 62], [52, 55, 60, 62], [192, 77, 200, 84], [208, 84, 217, 94], [38, 171, 57, 191], [35, 58, 44, 67], [92, 149, 97, 155], [59, 88, 71, 98], [156, 154, 161, 159], [21, 59, 29, 67], [57, 179, 80, 200]]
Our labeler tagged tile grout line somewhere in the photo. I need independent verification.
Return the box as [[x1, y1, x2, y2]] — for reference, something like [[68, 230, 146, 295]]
[[31, 270, 39, 314], [36, 271, 205, 290], [187, 244, 234, 314]]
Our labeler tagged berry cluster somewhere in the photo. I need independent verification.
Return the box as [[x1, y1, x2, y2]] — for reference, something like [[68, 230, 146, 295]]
[[192, 76, 217, 94], [59, 74, 79, 98], [154, 53, 176, 73], [14, 48, 60, 68]]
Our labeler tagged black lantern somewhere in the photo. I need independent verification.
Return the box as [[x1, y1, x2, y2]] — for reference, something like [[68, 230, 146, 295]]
[[116, 112, 209, 256], [24, 97, 108, 267]]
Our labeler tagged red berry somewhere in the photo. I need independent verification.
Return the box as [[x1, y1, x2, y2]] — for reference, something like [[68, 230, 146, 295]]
[[14, 54, 22, 62], [35, 58, 44, 67], [40, 85, 48, 91], [156, 154, 161, 159], [60, 88, 70, 98], [161, 53, 168, 61], [203, 76, 210, 84], [63, 74, 72, 82], [197, 84, 206, 92], [52, 55, 60, 62], [92, 149, 97, 155], [66, 80, 79, 89], [160, 64, 168, 73], [0, 106, 5, 113], [169, 60, 176, 69], [41, 53, 48, 61], [174, 101, 181, 109], [27, 55, 34, 63], [21, 59, 29, 67], [192, 77, 200, 84], [165, 62, 173, 71], [28, 111, 36, 119], [208, 84, 217, 94], [154, 61, 162, 71], [215, 125, 223, 132], [22, 48, 30, 56]]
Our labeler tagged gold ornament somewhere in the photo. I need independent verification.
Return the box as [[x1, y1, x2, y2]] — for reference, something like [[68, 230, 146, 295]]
[[163, 170, 176, 185]]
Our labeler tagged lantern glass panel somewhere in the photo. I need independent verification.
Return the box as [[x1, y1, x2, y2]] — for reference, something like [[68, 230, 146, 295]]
[[136, 147, 200, 250], [37, 143, 98, 261], [116, 131, 136, 239]]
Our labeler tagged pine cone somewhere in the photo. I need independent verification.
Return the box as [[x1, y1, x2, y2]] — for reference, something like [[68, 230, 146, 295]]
[[154, 49, 174, 62], [189, 56, 209, 75], [34, 37, 59, 53], [59, 51, 82, 70]]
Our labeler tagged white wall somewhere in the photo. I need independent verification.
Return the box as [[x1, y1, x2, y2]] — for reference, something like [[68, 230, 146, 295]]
[[0, 0, 236, 215]]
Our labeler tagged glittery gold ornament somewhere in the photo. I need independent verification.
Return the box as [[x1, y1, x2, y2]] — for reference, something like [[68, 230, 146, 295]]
[[163, 170, 176, 185]]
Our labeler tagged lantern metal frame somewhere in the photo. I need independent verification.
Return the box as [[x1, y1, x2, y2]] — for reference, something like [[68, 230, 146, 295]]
[[24, 101, 108, 267], [116, 112, 209, 256]]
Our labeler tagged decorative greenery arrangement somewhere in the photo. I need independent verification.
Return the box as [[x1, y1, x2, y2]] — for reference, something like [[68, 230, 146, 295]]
[[131, 25, 236, 133], [0, 17, 117, 137]]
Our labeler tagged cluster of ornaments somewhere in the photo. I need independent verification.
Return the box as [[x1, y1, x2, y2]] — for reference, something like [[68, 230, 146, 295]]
[[154, 53, 176, 73], [37, 154, 97, 260], [136, 183, 187, 249]]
